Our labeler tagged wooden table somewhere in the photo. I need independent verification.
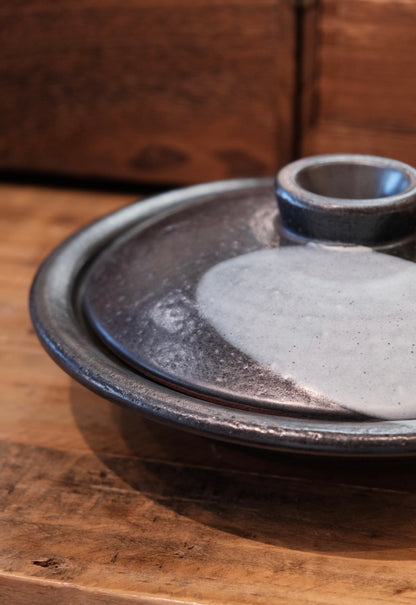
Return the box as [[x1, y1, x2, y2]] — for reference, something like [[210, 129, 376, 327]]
[[2, 183, 416, 604]]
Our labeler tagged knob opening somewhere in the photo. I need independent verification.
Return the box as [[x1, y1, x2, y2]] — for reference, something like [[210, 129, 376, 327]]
[[296, 162, 411, 200]]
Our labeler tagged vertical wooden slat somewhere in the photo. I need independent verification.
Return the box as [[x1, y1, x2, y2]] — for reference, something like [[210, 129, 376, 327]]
[[0, 0, 297, 185], [300, 0, 416, 165]]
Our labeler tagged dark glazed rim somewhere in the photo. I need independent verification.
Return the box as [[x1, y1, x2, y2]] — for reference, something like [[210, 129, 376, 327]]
[[29, 177, 416, 456]]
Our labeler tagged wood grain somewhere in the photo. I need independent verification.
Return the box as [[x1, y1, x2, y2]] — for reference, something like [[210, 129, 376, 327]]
[[3, 183, 416, 603], [0, 0, 295, 185], [301, 0, 416, 165]]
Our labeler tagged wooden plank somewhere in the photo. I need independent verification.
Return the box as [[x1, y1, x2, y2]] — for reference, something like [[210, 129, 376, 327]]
[[0, 1, 296, 185], [302, 122, 416, 165], [0, 575, 163, 605], [300, 0, 416, 166], [4, 436, 416, 605], [3, 183, 416, 603]]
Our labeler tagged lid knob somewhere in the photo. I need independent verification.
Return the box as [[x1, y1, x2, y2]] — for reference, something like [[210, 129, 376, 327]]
[[275, 154, 416, 245]]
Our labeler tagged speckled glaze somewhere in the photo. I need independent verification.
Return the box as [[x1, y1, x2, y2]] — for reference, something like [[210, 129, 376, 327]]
[[197, 244, 416, 420], [83, 183, 356, 420]]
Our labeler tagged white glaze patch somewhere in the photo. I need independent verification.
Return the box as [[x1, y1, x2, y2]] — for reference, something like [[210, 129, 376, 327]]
[[196, 244, 416, 420]]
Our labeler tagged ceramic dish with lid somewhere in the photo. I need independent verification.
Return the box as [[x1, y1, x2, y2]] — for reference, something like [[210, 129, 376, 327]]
[[30, 154, 416, 456]]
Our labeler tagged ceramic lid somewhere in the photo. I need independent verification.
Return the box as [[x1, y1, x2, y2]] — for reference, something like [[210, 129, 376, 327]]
[[83, 154, 416, 423]]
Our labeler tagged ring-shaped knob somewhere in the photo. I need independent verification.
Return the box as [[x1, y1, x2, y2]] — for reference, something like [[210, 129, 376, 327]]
[[276, 154, 416, 245]]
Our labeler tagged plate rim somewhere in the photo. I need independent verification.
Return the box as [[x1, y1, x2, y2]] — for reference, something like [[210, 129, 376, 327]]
[[29, 177, 416, 456]]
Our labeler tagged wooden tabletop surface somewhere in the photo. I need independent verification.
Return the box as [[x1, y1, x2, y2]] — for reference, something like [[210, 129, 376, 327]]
[[2, 182, 416, 604]]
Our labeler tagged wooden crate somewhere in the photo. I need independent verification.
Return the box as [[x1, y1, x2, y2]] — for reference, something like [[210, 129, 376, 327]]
[[300, 0, 416, 166], [0, 0, 296, 185], [3, 0, 415, 186]]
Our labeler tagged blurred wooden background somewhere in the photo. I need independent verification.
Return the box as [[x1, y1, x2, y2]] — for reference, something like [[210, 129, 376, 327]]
[[300, 0, 416, 164], [1, 0, 416, 185]]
